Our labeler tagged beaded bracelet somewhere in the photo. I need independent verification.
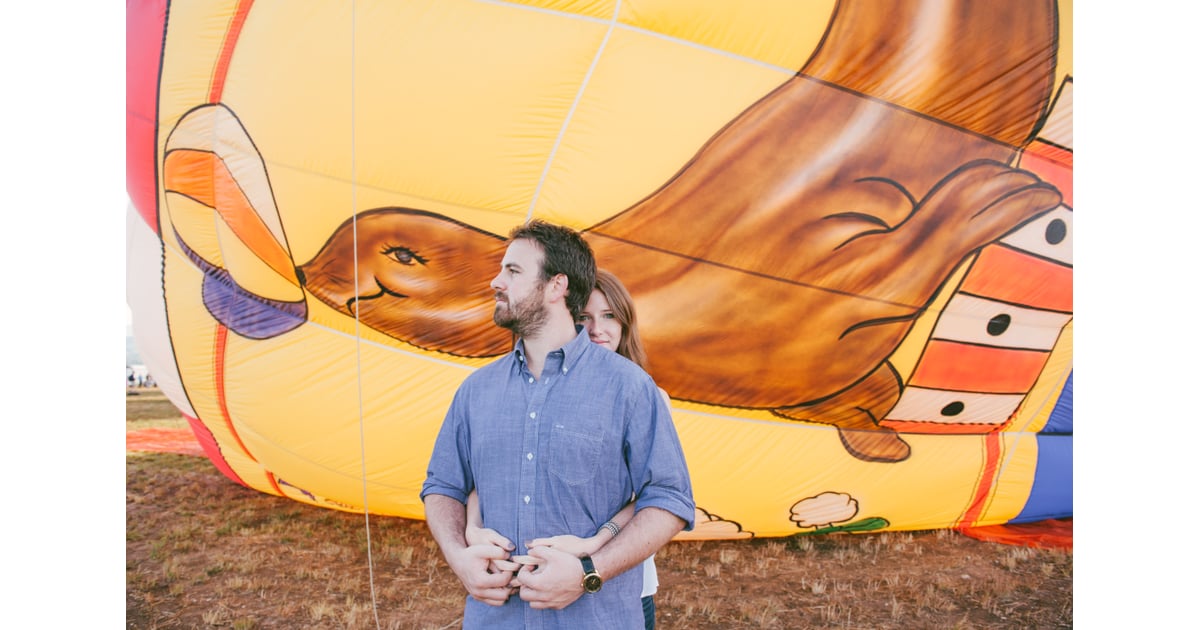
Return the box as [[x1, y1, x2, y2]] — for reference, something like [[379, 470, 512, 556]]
[[600, 521, 621, 538]]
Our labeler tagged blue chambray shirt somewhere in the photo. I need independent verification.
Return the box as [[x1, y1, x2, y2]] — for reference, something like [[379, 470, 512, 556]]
[[422, 327, 695, 629]]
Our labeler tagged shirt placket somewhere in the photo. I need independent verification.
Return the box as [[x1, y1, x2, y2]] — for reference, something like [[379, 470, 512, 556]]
[[516, 350, 563, 553]]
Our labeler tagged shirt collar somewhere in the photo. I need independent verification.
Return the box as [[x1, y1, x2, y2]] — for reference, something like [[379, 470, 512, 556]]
[[512, 325, 591, 374], [559, 324, 592, 374]]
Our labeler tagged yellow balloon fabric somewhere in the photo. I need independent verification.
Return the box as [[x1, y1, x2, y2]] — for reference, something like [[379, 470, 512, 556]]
[[127, 0, 1073, 538]]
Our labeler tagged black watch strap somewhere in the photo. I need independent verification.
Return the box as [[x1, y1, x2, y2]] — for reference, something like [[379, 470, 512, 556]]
[[580, 555, 603, 593]]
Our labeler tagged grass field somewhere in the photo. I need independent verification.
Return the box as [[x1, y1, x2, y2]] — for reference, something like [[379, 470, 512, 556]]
[[126, 389, 1072, 628]]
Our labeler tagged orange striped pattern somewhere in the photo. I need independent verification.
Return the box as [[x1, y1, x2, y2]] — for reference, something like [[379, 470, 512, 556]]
[[959, 246, 1072, 312], [203, 0, 284, 499], [163, 150, 297, 284], [956, 433, 1003, 527], [214, 323, 283, 493], [208, 0, 254, 103], [1022, 141, 1072, 206], [881, 419, 1007, 434], [908, 340, 1049, 393], [213, 323, 256, 461]]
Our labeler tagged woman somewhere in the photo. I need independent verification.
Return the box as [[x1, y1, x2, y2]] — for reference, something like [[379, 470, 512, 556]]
[[464, 268, 666, 629]]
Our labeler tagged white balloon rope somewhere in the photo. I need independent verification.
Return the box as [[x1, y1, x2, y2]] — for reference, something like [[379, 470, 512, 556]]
[[348, 2, 384, 627], [525, 0, 622, 221]]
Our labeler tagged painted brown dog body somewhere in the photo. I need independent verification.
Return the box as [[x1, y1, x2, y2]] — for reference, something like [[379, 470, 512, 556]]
[[179, 0, 1065, 462]]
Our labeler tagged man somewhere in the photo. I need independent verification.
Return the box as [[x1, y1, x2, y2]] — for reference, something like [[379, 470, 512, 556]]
[[421, 220, 695, 627]]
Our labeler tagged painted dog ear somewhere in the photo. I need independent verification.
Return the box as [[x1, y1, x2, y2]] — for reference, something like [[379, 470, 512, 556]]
[[162, 104, 307, 339]]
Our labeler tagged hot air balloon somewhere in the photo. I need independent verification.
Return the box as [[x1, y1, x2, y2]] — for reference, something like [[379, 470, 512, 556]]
[[127, 0, 1072, 539]]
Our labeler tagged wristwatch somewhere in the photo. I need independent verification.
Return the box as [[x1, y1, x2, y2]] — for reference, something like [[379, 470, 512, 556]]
[[580, 555, 603, 593]]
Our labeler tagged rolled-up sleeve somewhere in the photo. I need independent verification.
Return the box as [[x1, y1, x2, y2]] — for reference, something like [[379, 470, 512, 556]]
[[628, 380, 695, 530], [421, 387, 473, 505]]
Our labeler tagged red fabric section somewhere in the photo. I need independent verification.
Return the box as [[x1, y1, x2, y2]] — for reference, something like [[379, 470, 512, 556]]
[[960, 246, 1073, 312], [958, 518, 1073, 550], [957, 432, 1003, 527], [1021, 141, 1073, 207], [213, 323, 255, 461], [126, 0, 167, 231], [208, 0, 255, 103], [909, 340, 1049, 393], [126, 427, 205, 457], [126, 418, 252, 489], [184, 413, 250, 487]]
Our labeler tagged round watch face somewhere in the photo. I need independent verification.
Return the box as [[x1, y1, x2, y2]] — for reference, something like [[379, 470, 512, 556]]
[[583, 574, 603, 593]]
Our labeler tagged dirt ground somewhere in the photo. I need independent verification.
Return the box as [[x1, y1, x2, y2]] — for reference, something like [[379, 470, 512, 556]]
[[126, 390, 1072, 628]]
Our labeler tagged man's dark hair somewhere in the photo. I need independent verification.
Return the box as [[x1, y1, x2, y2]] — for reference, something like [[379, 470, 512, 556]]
[[508, 220, 596, 316]]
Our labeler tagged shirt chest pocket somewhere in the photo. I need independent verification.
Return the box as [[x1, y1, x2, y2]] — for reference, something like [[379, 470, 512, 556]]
[[547, 426, 604, 486]]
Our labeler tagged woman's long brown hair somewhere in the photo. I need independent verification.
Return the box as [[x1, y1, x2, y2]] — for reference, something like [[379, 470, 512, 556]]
[[595, 268, 649, 371]]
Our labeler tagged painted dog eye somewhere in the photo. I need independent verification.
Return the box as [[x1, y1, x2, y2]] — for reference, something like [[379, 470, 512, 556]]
[[381, 245, 427, 266]]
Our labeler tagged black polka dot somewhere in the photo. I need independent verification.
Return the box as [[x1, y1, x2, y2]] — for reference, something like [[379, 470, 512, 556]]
[[1045, 218, 1067, 245], [987, 314, 1011, 336], [941, 401, 965, 417]]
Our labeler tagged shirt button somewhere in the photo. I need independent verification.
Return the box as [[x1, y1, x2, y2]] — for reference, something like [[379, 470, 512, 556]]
[[528, 377, 533, 383], [562, 367, 568, 373], [526, 453, 533, 460], [523, 496, 530, 504], [529, 412, 536, 419]]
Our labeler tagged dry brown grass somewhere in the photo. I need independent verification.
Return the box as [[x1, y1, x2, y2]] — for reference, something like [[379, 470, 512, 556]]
[[127, 389, 1072, 628]]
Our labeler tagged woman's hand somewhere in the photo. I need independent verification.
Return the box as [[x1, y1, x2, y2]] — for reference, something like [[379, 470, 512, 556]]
[[465, 524, 517, 576], [525, 533, 603, 557], [465, 524, 515, 551]]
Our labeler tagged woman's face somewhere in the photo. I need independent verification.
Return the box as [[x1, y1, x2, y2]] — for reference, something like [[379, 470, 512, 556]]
[[578, 289, 623, 352]]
